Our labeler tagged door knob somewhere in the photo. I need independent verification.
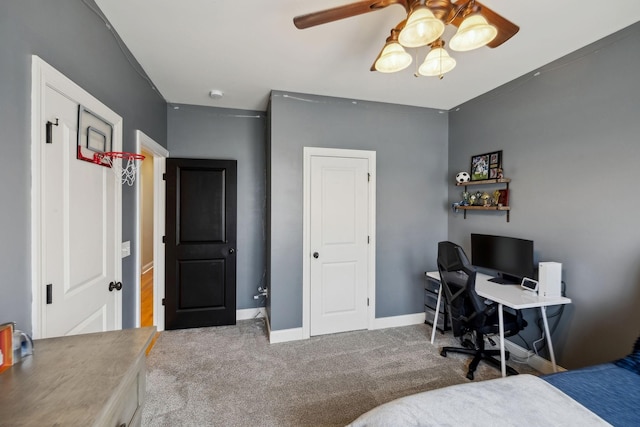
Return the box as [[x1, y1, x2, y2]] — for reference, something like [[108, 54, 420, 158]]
[[229, 248, 235, 254], [108, 281, 123, 292], [313, 252, 319, 259]]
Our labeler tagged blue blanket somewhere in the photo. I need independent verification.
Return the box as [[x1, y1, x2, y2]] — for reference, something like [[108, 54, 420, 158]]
[[543, 362, 639, 427]]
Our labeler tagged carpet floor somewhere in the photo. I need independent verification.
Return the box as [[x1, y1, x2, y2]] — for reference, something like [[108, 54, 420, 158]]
[[143, 319, 538, 426]]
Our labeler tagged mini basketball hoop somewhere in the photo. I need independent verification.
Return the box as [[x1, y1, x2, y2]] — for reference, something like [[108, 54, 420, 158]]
[[98, 151, 145, 186]]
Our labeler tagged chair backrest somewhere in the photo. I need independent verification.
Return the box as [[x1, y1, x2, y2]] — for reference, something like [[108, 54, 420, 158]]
[[437, 241, 487, 336]]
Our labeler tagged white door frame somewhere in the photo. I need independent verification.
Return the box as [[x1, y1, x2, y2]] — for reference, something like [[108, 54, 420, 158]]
[[135, 130, 168, 331], [30, 56, 123, 338], [302, 147, 376, 339]]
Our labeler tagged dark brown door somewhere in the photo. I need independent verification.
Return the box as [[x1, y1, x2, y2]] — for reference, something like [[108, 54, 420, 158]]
[[165, 158, 237, 329]]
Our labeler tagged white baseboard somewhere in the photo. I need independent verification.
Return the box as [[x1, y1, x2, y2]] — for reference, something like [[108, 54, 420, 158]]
[[269, 326, 304, 344], [267, 312, 426, 344], [503, 340, 567, 374], [263, 314, 306, 344], [237, 307, 266, 321], [371, 312, 426, 330]]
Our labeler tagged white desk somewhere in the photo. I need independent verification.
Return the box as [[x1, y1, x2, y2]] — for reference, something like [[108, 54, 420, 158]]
[[426, 271, 571, 377]]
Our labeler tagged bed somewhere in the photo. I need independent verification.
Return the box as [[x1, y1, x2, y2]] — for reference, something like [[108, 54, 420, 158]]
[[348, 337, 640, 427]]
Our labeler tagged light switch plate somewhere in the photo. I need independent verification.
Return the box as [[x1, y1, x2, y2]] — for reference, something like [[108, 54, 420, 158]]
[[121, 241, 131, 258]]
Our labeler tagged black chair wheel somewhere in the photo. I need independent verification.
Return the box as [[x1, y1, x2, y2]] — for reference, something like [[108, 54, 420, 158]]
[[440, 349, 447, 357], [466, 371, 474, 380]]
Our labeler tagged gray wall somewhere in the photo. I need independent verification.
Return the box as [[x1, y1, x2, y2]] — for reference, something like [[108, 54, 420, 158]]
[[268, 91, 449, 330], [448, 22, 640, 368], [167, 105, 267, 310], [0, 0, 167, 333]]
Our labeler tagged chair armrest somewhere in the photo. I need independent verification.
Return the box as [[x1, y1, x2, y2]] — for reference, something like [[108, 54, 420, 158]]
[[483, 303, 497, 317]]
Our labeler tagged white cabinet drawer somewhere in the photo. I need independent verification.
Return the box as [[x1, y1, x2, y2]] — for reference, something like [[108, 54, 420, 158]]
[[104, 355, 146, 427]]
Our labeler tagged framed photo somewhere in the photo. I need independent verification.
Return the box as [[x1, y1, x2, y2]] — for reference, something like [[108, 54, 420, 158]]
[[470, 153, 489, 181], [471, 150, 502, 181]]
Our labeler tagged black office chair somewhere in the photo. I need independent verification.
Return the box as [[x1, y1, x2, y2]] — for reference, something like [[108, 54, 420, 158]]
[[437, 241, 527, 380]]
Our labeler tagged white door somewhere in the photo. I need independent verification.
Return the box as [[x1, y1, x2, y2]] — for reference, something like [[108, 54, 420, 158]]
[[310, 155, 369, 336], [33, 57, 122, 338]]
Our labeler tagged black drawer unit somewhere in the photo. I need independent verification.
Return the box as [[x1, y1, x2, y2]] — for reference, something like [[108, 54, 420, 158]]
[[424, 273, 450, 334]]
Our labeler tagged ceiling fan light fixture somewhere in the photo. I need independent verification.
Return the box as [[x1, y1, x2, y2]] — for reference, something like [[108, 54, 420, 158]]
[[449, 13, 497, 52], [375, 42, 412, 73], [418, 44, 456, 77], [398, 6, 445, 48]]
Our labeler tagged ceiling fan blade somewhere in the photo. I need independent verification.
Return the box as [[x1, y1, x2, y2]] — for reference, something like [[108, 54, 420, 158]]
[[450, 1, 519, 48], [294, 0, 409, 29]]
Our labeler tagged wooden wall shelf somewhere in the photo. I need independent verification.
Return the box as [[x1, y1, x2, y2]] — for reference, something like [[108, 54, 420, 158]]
[[456, 178, 511, 187], [455, 178, 511, 222], [458, 205, 511, 211]]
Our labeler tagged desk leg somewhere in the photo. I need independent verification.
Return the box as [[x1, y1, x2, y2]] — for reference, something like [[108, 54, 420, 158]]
[[430, 283, 442, 345], [540, 306, 558, 372], [498, 303, 506, 377]]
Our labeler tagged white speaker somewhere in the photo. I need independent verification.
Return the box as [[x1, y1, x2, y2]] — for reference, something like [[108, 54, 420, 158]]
[[538, 262, 562, 298]]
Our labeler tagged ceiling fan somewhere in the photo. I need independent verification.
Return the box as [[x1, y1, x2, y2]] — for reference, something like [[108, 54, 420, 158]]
[[293, 0, 519, 78]]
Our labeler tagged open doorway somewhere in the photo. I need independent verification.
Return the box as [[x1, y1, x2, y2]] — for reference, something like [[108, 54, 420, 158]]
[[140, 147, 154, 327], [135, 131, 169, 331]]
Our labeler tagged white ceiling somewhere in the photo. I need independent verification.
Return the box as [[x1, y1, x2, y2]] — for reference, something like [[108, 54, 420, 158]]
[[94, 0, 640, 112]]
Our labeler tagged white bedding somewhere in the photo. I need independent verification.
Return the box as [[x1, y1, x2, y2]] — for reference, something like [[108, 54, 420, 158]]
[[347, 374, 611, 427]]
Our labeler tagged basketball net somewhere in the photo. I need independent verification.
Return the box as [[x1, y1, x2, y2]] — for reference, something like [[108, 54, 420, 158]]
[[101, 152, 145, 186]]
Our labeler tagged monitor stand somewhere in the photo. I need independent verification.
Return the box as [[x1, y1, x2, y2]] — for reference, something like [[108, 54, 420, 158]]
[[488, 274, 519, 285]]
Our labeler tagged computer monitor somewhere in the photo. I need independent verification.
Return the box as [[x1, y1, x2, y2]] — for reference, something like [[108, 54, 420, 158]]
[[470, 233, 534, 284]]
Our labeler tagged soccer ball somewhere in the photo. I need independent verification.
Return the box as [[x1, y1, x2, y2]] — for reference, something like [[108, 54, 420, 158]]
[[455, 171, 470, 183]]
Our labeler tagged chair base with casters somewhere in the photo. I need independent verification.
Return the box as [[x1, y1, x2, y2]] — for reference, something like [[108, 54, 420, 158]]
[[440, 332, 519, 380]]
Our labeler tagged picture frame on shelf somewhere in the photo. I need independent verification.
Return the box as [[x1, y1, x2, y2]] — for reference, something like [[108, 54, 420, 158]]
[[470, 153, 489, 181], [488, 150, 503, 178], [497, 189, 509, 206], [471, 150, 502, 181]]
